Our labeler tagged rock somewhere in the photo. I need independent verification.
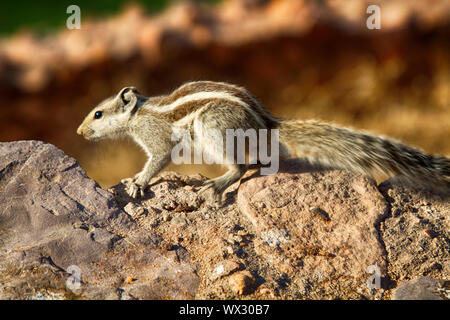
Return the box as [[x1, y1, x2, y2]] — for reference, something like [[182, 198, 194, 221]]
[[1, 142, 448, 300], [228, 271, 256, 295], [0, 141, 199, 299], [123, 202, 145, 218], [392, 277, 449, 300], [237, 160, 389, 299], [378, 180, 449, 282], [211, 260, 241, 281]]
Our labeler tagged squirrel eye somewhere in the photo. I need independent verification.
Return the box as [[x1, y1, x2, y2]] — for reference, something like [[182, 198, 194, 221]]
[[94, 111, 103, 119]]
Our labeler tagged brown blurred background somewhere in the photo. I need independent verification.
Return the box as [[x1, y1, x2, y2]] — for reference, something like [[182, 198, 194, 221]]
[[0, 0, 449, 188]]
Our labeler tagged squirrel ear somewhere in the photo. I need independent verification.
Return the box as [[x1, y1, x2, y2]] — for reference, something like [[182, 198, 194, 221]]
[[118, 87, 140, 113]]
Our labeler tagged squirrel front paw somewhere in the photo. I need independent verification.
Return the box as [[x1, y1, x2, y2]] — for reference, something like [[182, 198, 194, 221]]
[[121, 174, 148, 198], [126, 182, 146, 198]]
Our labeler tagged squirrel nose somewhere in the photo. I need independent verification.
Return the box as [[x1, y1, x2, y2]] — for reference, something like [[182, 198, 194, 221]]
[[76, 126, 83, 136]]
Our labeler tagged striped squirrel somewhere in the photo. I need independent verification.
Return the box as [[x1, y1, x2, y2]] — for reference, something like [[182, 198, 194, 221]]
[[77, 81, 450, 200]]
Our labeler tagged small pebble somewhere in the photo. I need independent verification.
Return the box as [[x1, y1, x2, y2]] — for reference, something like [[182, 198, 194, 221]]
[[123, 202, 145, 218], [172, 216, 188, 227], [124, 275, 137, 284], [212, 260, 241, 280], [309, 206, 331, 222], [237, 230, 248, 237], [162, 213, 171, 222], [161, 242, 174, 251], [258, 287, 275, 298], [424, 229, 437, 238], [147, 206, 159, 215], [228, 271, 255, 295], [163, 201, 178, 211]]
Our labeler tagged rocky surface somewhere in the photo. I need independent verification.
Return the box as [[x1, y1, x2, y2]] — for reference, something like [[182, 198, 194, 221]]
[[0, 141, 448, 299], [392, 277, 449, 300], [236, 163, 389, 299], [379, 181, 450, 285], [0, 141, 199, 299]]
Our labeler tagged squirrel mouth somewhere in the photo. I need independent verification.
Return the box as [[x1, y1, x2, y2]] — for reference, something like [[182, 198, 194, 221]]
[[77, 127, 96, 140]]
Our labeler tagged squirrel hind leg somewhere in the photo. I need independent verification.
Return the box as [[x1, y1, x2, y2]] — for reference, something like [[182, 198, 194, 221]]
[[199, 164, 249, 203]]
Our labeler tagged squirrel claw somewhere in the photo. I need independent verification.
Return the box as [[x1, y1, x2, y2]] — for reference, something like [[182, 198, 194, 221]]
[[198, 179, 214, 195], [122, 175, 146, 198], [199, 179, 225, 205], [126, 182, 145, 198]]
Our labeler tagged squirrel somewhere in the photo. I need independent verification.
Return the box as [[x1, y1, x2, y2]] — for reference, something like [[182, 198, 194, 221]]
[[77, 81, 450, 200]]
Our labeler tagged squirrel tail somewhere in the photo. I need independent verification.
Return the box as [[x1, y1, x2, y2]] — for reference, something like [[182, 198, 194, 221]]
[[277, 120, 450, 186]]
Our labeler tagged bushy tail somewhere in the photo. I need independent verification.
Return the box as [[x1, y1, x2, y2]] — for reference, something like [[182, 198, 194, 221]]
[[277, 120, 450, 186]]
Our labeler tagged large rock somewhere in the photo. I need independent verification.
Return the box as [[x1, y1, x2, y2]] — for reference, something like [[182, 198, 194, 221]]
[[0, 141, 199, 299], [0, 141, 448, 299], [392, 277, 449, 300], [237, 160, 390, 299], [378, 180, 449, 285]]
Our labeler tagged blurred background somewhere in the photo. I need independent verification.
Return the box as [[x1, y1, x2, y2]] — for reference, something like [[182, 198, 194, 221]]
[[0, 0, 449, 188]]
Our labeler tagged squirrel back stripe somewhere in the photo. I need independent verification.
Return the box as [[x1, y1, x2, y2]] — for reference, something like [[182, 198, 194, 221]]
[[149, 81, 279, 125]]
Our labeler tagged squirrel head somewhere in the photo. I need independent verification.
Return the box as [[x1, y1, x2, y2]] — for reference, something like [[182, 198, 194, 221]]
[[77, 87, 144, 140]]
